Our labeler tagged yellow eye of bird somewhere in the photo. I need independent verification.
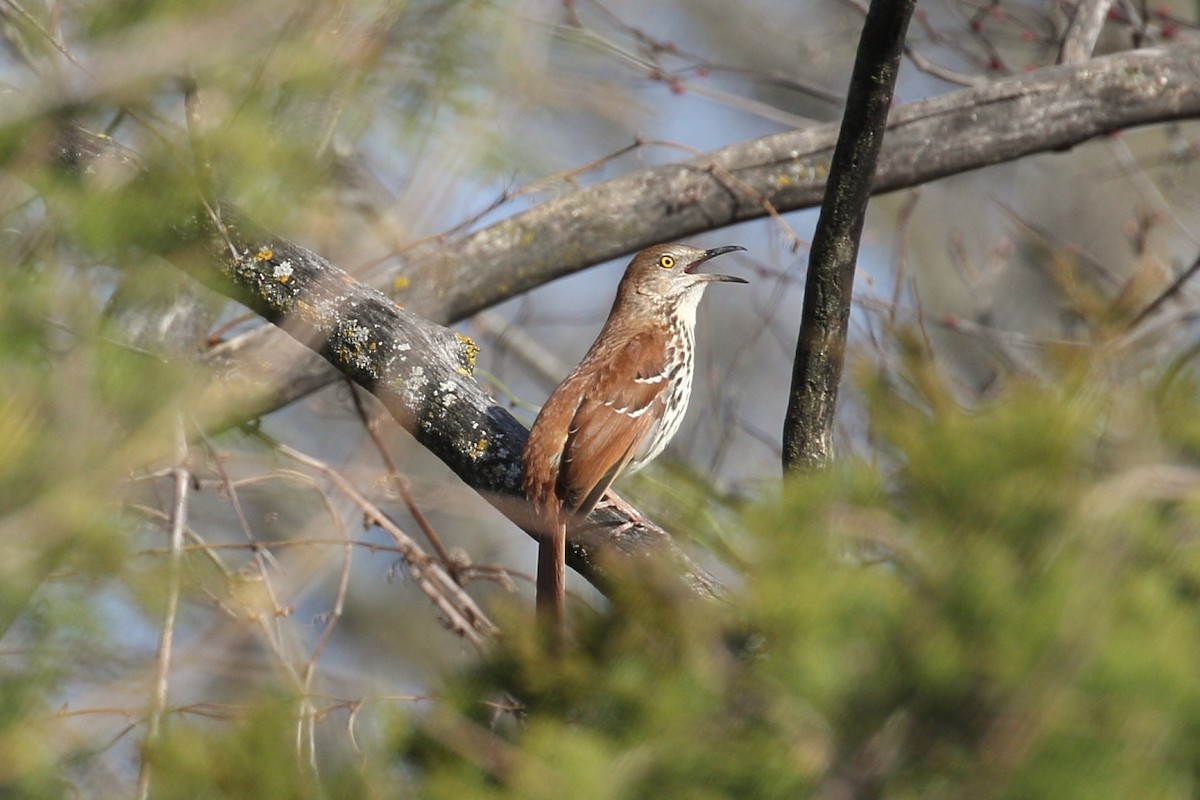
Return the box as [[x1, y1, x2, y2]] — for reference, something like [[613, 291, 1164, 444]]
[[658, 255, 674, 269]]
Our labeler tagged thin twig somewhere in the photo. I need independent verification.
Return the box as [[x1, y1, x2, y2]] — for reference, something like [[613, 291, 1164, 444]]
[[1129, 250, 1200, 329], [135, 418, 190, 800], [365, 141, 644, 276], [196, 433, 290, 626], [638, 137, 806, 252], [293, 470, 354, 773], [840, 0, 986, 86], [263, 438, 498, 645], [346, 383, 458, 578], [1, 0, 90, 71]]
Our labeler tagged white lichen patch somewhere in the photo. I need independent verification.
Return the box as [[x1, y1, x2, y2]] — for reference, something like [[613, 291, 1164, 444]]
[[349, 350, 377, 376], [311, 298, 337, 321], [499, 459, 521, 483], [273, 260, 294, 283], [403, 367, 428, 408], [344, 321, 371, 344]]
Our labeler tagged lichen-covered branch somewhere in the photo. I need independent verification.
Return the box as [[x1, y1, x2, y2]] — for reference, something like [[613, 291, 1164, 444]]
[[50, 126, 723, 602], [48, 40, 1200, 602]]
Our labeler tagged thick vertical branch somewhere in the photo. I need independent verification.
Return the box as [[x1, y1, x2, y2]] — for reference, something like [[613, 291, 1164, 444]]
[[781, 0, 917, 472]]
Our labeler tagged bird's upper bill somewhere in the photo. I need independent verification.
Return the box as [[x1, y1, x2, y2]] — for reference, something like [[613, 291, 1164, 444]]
[[686, 245, 748, 283]]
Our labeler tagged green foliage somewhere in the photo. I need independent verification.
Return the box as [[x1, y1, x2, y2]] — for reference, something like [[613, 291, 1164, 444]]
[[148, 699, 380, 800], [3, 0, 1199, 795], [404, 354, 1200, 798], [80, 0, 237, 38], [0, 0, 539, 793]]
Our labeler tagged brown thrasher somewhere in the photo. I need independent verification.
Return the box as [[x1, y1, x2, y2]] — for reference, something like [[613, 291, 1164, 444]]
[[522, 242, 746, 628]]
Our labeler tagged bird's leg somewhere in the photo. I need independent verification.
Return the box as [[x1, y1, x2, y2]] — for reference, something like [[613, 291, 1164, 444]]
[[591, 489, 655, 537]]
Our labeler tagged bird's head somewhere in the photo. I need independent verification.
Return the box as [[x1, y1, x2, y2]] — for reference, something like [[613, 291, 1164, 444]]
[[619, 243, 747, 310]]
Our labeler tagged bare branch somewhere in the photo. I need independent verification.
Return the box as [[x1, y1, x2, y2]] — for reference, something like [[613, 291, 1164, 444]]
[[1129, 249, 1200, 328], [211, 45, 1200, 414], [51, 44, 1200, 607], [385, 46, 1200, 324], [348, 384, 459, 577], [782, 0, 917, 471], [49, 125, 725, 604], [1058, 0, 1117, 64], [271, 442, 498, 646], [136, 418, 189, 800]]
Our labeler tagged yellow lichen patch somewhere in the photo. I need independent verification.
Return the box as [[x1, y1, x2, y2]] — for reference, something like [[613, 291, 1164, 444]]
[[455, 332, 479, 375], [774, 173, 793, 189], [256, 246, 274, 261], [470, 437, 488, 460], [393, 275, 410, 292]]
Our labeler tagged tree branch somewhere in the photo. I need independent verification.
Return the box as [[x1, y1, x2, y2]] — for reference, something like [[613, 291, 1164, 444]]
[[47, 43, 1200, 605], [49, 126, 724, 603], [1058, 0, 1116, 64], [212, 45, 1200, 416], [781, 0, 916, 471], [392, 46, 1200, 321]]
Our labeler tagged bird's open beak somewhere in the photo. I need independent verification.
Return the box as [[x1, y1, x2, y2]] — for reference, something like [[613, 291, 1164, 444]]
[[687, 245, 748, 283]]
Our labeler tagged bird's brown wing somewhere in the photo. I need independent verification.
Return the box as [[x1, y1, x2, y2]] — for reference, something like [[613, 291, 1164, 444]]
[[557, 328, 668, 519]]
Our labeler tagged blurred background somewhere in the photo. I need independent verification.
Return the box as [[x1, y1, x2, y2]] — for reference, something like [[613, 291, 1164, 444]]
[[2, 0, 1200, 795]]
